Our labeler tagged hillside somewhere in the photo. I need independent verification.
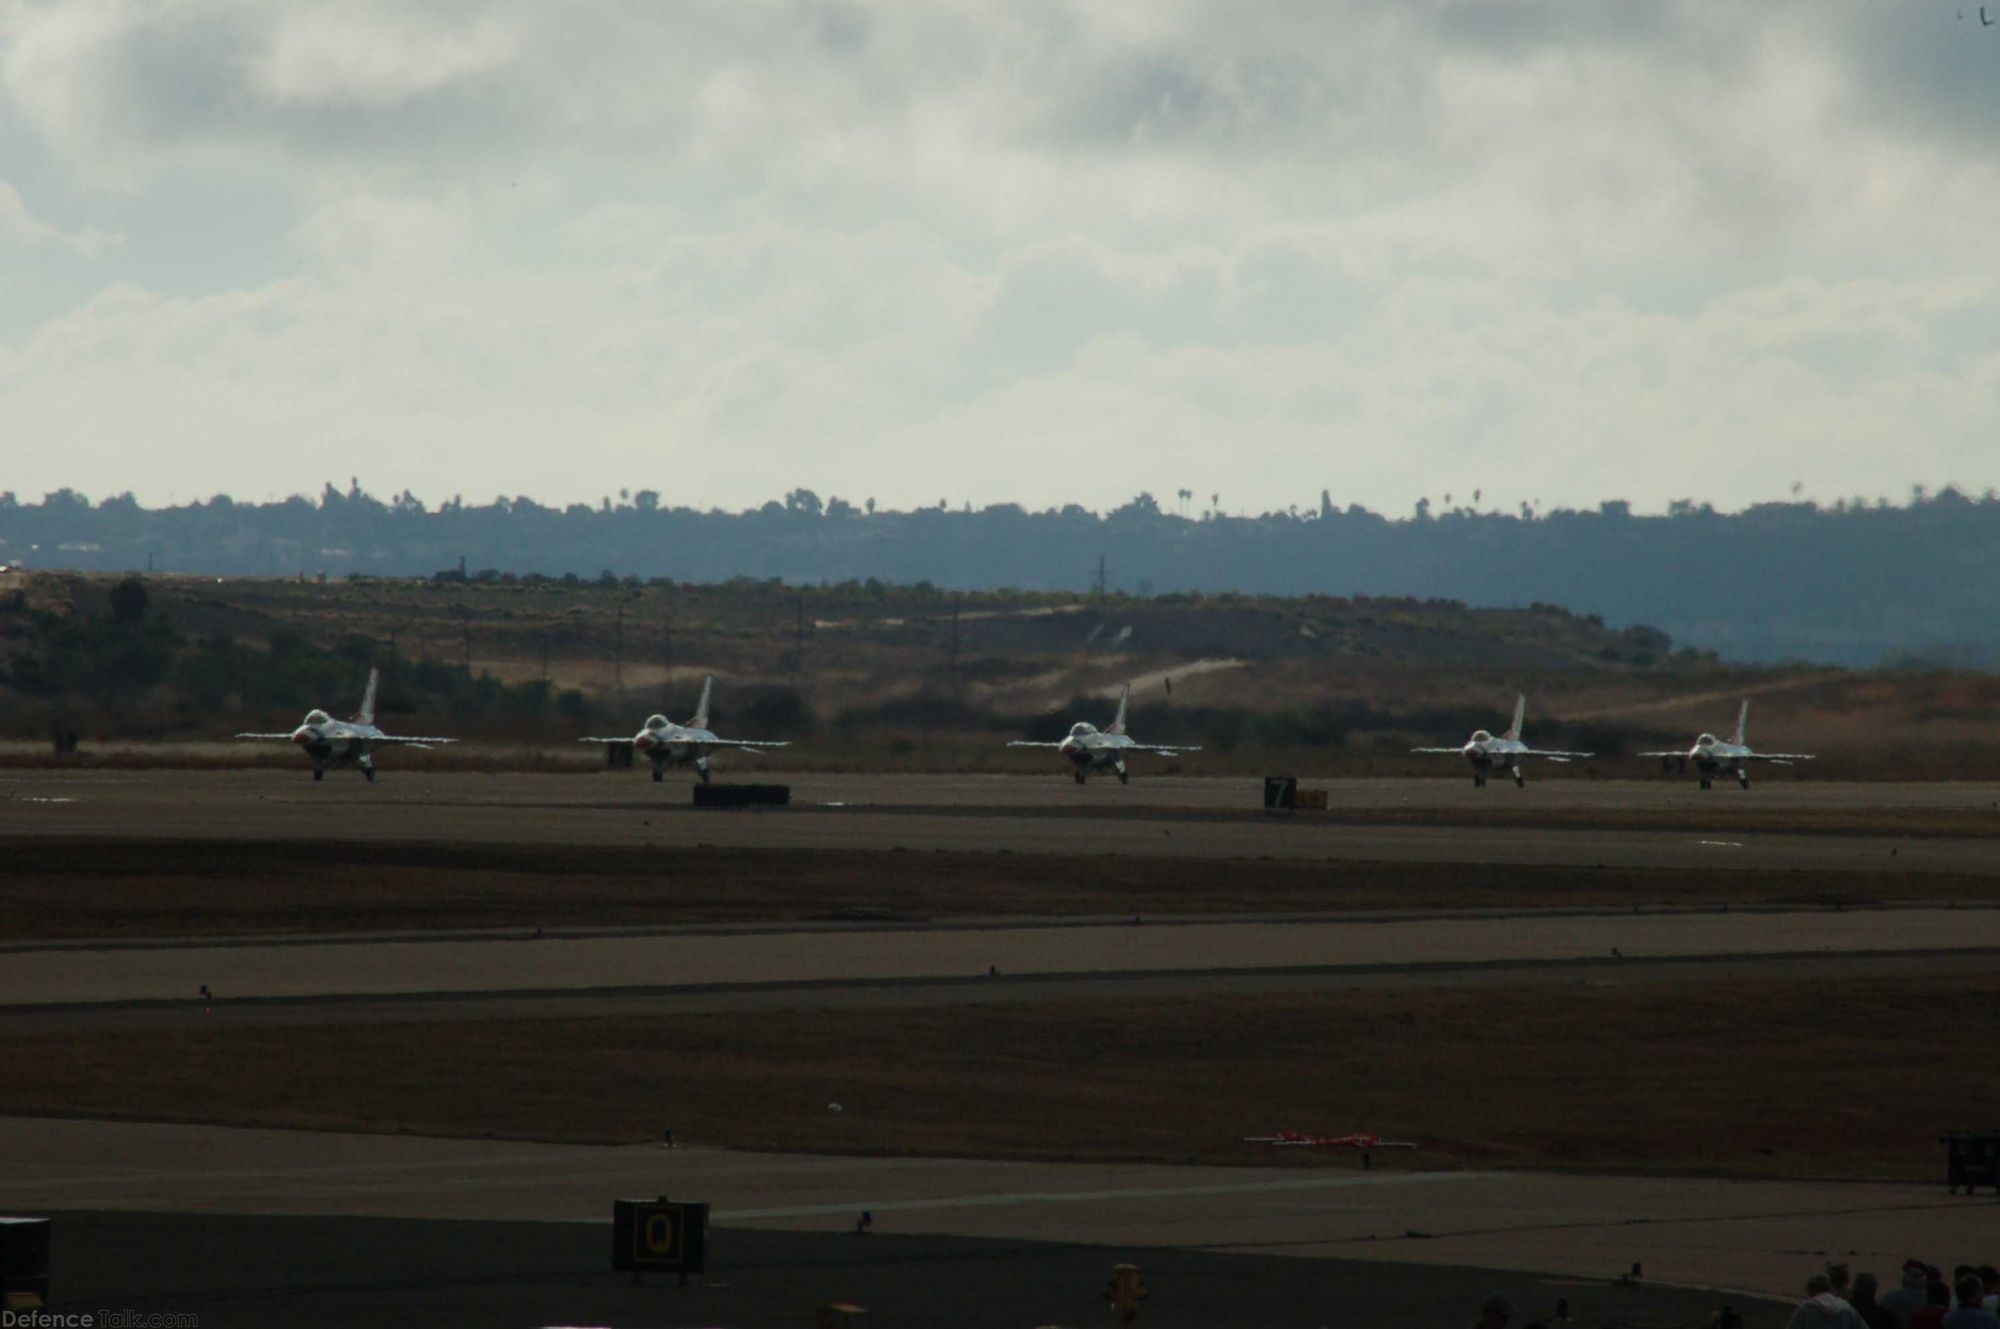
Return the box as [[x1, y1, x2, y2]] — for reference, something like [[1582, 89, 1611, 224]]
[[2, 568, 1993, 774]]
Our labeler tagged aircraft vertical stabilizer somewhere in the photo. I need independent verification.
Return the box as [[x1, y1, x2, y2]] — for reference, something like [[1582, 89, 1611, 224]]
[[1108, 682, 1131, 735], [1504, 694, 1526, 742], [1730, 699, 1750, 747], [690, 675, 714, 730], [354, 667, 379, 726]]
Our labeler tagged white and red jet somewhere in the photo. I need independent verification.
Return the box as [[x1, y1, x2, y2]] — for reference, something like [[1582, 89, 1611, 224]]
[[581, 675, 789, 784], [234, 667, 456, 782], [1639, 699, 1815, 790], [1411, 694, 1591, 788], [1007, 682, 1198, 785]]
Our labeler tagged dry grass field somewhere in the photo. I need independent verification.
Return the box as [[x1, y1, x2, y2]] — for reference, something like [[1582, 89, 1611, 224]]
[[3, 968, 1987, 1181]]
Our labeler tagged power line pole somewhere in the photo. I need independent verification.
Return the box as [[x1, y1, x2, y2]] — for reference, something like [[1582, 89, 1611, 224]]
[[793, 589, 805, 684], [1093, 554, 1107, 600], [948, 592, 961, 688]]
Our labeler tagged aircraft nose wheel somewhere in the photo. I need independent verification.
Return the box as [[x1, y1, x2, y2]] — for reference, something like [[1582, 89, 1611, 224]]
[[361, 764, 375, 783], [312, 767, 324, 782], [1700, 776, 1712, 790], [1512, 770, 1525, 788], [1073, 769, 1087, 785], [1737, 772, 1751, 790], [1116, 765, 1129, 785]]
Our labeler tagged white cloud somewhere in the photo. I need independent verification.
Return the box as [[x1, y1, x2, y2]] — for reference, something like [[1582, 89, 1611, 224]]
[[0, 177, 118, 255]]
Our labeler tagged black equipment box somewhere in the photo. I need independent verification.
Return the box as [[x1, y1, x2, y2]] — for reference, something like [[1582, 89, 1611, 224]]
[[692, 783, 790, 808], [612, 1197, 708, 1276], [1263, 775, 1298, 811], [0, 1216, 51, 1302], [1943, 1131, 2000, 1194]]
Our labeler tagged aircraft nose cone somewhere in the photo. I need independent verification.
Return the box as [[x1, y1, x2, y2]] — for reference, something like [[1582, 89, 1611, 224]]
[[634, 732, 654, 750], [291, 728, 314, 746]]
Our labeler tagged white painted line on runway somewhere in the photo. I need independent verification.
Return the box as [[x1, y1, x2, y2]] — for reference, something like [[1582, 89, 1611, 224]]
[[710, 1170, 1490, 1221]]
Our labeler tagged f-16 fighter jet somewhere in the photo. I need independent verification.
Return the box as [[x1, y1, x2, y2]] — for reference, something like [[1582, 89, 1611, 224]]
[[1639, 700, 1815, 790], [235, 667, 455, 782], [581, 675, 789, 783], [1007, 682, 1199, 785], [1411, 694, 1591, 787]]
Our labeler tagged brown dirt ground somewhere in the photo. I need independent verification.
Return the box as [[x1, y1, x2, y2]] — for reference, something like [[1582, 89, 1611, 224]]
[[1, 969, 1986, 1181], [3, 838, 1995, 941]]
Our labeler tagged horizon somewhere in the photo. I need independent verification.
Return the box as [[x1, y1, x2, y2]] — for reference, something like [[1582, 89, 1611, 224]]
[[2, 477, 1994, 523]]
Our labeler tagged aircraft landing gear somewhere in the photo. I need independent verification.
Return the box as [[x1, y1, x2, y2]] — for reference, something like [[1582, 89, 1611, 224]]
[[312, 766, 325, 782], [1473, 772, 1486, 788], [1511, 767, 1525, 788], [1074, 768, 1087, 785], [652, 764, 665, 783], [1699, 775, 1713, 790], [360, 759, 375, 784], [695, 758, 711, 785], [1737, 770, 1751, 790], [1115, 761, 1129, 785]]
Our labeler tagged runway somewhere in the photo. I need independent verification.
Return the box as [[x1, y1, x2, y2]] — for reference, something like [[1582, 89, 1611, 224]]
[[4, 769, 1999, 875], [4, 904, 1994, 1009], [0, 1116, 1984, 1301]]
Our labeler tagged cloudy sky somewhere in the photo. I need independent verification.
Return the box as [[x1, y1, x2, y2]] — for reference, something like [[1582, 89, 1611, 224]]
[[2, 1, 1997, 517]]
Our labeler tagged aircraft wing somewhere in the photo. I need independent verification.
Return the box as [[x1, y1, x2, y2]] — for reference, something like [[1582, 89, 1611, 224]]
[[1409, 747, 1466, 754], [1520, 749, 1592, 760], [1635, 750, 1691, 758], [577, 737, 638, 744], [233, 732, 299, 741], [701, 739, 789, 750], [1746, 752, 1815, 762], [371, 736, 459, 747], [1007, 740, 1070, 748], [1125, 744, 1200, 754]]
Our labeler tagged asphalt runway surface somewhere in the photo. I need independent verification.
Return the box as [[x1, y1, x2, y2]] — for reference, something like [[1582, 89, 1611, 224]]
[[4, 770, 2000, 876], [4, 904, 1995, 1010], [1, 1117, 1982, 1309], [5, 770, 1995, 1323]]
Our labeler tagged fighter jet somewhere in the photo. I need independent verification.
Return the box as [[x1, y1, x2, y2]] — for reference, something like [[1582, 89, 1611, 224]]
[[1639, 700, 1814, 790], [1007, 682, 1199, 785], [1411, 694, 1591, 787], [234, 667, 456, 782], [580, 675, 789, 783]]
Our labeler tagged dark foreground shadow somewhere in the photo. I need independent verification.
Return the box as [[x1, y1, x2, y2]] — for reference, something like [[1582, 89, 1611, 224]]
[[32, 1210, 1788, 1329]]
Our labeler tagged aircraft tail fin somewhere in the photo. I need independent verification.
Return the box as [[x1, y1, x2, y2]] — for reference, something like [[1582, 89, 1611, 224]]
[[690, 675, 714, 730], [1504, 693, 1525, 742], [1108, 682, 1131, 735], [1730, 699, 1749, 747], [355, 667, 379, 726]]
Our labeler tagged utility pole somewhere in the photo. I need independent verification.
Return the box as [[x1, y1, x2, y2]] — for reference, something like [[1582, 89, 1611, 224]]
[[1093, 554, 1108, 600], [948, 593, 961, 689], [793, 590, 805, 684]]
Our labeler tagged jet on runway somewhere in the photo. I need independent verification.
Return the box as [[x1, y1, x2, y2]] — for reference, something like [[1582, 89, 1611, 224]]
[[1639, 700, 1814, 790], [235, 668, 456, 782], [1412, 694, 1590, 787], [581, 675, 789, 783], [1007, 682, 1199, 784]]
